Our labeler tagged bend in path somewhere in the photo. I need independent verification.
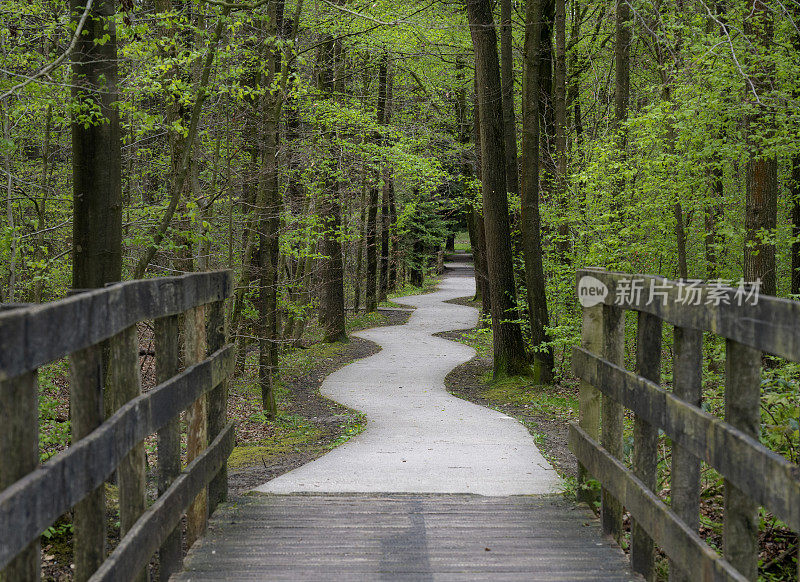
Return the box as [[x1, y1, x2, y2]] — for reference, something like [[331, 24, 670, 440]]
[[254, 261, 562, 496]]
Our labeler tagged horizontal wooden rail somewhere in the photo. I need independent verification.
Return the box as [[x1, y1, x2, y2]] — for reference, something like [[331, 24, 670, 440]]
[[88, 423, 235, 582], [0, 270, 232, 381], [569, 424, 746, 582], [577, 269, 800, 361], [0, 345, 234, 568], [572, 347, 800, 532]]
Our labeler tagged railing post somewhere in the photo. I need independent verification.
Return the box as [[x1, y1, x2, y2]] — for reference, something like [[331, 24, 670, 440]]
[[156, 314, 182, 580], [631, 311, 662, 580], [724, 339, 761, 581], [207, 300, 228, 513], [669, 325, 702, 582], [185, 304, 208, 548], [577, 302, 603, 506], [70, 344, 106, 582], [0, 371, 40, 582], [601, 304, 625, 542], [108, 326, 147, 582]]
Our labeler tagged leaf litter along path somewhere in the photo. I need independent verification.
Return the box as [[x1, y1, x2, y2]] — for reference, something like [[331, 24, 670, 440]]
[[254, 260, 562, 495], [176, 258, 640, 581]]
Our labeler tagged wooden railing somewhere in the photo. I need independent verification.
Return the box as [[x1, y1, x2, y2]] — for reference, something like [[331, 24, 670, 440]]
[[0, 271, 234, 582], [570, 268, 800, 582]]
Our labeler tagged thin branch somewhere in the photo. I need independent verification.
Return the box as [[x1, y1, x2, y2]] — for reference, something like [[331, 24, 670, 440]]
[[0, 0, 94, 102]]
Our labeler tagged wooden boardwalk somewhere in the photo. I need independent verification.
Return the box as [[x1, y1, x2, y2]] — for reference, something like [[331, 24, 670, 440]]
[[174, 494, 640, 581]]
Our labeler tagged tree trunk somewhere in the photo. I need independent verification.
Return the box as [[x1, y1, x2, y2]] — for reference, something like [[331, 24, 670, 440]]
[[71, 0, 122, 290], [554, 0, 570, 262], [500, 0, 519, 195], [743, 1, 777, 296], [472, 77, 491, 315], [465, 0, 529, 378], [317, 34, 347, 341], [521, 0, 555, 384]]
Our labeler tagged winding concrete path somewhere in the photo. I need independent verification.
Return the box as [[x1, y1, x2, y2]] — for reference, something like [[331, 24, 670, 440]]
[[254, 261, 561, 496]]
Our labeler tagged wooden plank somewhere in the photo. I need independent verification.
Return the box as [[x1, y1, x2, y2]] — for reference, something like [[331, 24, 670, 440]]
[[577, 268, 800, 361], [572, 347, 800, 532], [69, 344, 106, 582], [185, 305, 208, 549], [173, 493, 639, 581], [88, 423, 235, 582], [577, 302, 603, 506], [206, 300, 228, 514], [0, 270, 232, 381], [631, 311, 661, 580], [723, 340, 760, 581], [0, 372, 40, 582], [0, 345, 234, 570], [107, 326, 146, 582], [569, 423, 747, 582], [600, 305, 624, 542], [669, 326, 703, 582], [155, 314, 182, 580]]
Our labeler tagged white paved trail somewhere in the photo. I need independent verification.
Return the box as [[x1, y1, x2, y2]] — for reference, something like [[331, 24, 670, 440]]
[[254, 262, 562, 496]]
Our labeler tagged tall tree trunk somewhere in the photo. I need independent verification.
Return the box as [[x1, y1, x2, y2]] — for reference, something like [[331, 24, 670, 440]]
[[743, 1, 777, 297], [257, 0, 286, 416], [71, 0, 122, 290], [539, 0, 556, 199], [521, 0, 555, 384], [354, 169, 366, 311], [554, 0, 570, 262], [317, 35, 347, 342], [379, 168, 393, 301], [472, 77, 491, 314], [465, 0, 529, 378], [365, 182, 379, 311], [500, 0, 519, 195], [613, 0, 631, 211]]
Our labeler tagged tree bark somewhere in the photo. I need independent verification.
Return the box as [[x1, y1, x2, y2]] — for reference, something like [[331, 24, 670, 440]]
[[317, 34, 347, 342], [500, 0, 519, 195], [521, 0, 555, 384], [465, 0, 529, 378], [743, 1, 777, 296], [554, 0, 570, 262], [71, 0, 122, 289]]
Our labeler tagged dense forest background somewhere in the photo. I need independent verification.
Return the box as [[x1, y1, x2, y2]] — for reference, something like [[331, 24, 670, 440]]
[[2, 1, 800, 577]]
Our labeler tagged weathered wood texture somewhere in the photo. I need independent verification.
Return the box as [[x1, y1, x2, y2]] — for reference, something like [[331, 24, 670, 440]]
[[572, 348, 800, 532], [0, 372, 40, 582], [155, 314, 182, 579], [631, 311, 661, 580], [723, 340, 761, 581], [0, 345, 234, 569], [577, 303, 602, 505], [108, 326, 147, 582], [570, 425, 746, 582], [574, 268, 800, 582], [577, 268, 800, 360], [174, 494, 641, 581], [669, 326, 703, 582], [0, 271, 233, 581], [206, 300, 228, 513], [185, 304, 209, 549], [88, 423, 234, 582], [600, 305, 624, 542], [0, 270, 232, 381], [69, 344, 106, 582]]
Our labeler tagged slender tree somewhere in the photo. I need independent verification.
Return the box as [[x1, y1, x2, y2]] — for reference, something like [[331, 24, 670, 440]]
[[521, 0, 555, 383], [465, 0, 529, 378]]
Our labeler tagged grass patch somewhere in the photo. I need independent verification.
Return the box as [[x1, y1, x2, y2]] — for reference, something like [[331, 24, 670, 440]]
[[479, 371, 578, 420]]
